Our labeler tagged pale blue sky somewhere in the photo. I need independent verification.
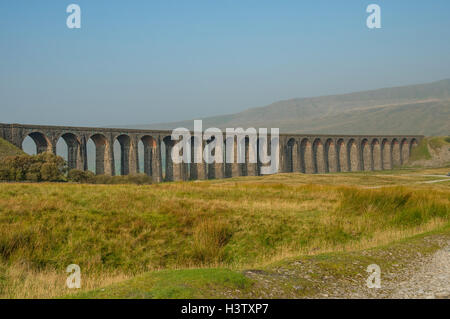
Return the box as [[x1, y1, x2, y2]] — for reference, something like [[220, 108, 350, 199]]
[[1, 0, 450, 126]]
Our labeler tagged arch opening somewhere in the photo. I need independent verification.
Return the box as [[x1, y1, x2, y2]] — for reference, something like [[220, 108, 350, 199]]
[[56, 133, 81, 170], [22, 132, 51, 155], [286, 138, 298, 173], [114, 135, 131, 176], [140, 135, 158, 178], [162, 136, 184, 181]]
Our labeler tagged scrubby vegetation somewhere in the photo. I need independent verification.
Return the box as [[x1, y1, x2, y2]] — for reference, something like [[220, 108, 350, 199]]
[[0, 154, 152, 184], [0, 153, 67, 182], [0, 170, 448, 298]]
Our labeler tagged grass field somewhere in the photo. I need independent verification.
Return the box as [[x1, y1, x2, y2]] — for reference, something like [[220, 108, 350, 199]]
[[0, 168, 448, 298]]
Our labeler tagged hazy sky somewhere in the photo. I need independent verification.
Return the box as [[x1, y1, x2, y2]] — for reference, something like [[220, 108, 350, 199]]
[[1, 0, 450, 127]]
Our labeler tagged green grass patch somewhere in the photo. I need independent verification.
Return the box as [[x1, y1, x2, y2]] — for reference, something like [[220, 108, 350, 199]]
[[409, 138, 432, 161], [68, 268, 252, 299]]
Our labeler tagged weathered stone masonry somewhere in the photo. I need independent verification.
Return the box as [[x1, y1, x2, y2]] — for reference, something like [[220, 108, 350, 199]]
[[0, 123, 423, 182]]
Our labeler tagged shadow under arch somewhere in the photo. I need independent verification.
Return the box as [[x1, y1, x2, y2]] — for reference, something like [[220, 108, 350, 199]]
[[56, 132, 82, 170], [286, 138, 298, 173], [22, 131, 52, 154]]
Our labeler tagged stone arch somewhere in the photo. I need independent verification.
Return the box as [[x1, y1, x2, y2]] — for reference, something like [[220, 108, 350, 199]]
[[22, 131, 53, 154], [57, 133, 82, 170], [347, 139, 360, 172], [325, 139, 338, 173], [88, 133, 112, 175], [225, 136, 239, 178], [162, 136, 175, 181], [372, 139, 382, 170], [239, 137, 249, 176], [361, 139, 373, 171], [382, 139, 392, 170], [189, 136, 203, 180], [392, 138, 401, 167], [300, 138, 314, 173], [162, 136, 185, 181], [286, 138, 299, 173], [313, 138, 326, 173], [115, 134, 131, 175], [337, 139, 348, 172], [141, 135, 160, 181], [401, 138, 409, 164]]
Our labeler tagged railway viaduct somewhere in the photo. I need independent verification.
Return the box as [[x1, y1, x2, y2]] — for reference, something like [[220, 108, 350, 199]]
[[0, 123, 423, 183]]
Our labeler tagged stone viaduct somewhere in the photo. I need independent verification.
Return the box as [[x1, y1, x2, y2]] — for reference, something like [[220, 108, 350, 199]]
[[0, 123, 423, 183]]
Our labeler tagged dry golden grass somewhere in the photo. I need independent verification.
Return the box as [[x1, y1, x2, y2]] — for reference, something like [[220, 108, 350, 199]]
[[0, 168, 448, 298], [0, 263, 129, 299]]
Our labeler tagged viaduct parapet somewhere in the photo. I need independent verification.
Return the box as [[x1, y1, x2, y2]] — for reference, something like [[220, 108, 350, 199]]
[[0, 123, 423, 183]]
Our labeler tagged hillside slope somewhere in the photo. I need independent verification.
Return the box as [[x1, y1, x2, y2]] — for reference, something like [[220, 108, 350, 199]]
[[134, 79, 450, 135], [407, 136, 450, 168], [0, 138, 25, 161]]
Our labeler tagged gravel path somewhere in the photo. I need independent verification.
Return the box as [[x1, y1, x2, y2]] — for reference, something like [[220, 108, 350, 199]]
[[388, 243, 450, 299], [241, 235, 450, 299]]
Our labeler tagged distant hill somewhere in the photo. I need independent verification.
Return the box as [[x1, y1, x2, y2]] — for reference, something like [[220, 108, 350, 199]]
[[0, 138, 25, 161], [131, 79, 450, 136]]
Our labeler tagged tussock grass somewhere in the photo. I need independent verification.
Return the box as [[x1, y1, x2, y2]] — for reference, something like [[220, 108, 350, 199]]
[[0, 170, 448, 298]]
